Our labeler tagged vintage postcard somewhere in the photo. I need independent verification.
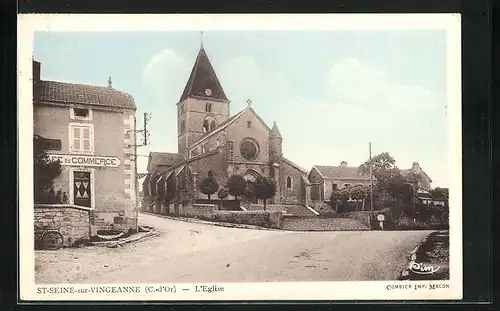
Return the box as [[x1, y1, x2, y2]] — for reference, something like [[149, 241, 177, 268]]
[[18, 14, 462, 301]]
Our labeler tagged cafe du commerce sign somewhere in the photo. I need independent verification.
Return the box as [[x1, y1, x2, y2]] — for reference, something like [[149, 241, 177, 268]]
[[47, 154, 121, 168]]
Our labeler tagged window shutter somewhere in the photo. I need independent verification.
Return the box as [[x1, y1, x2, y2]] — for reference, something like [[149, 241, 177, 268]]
[[72, 127, 81, 151]]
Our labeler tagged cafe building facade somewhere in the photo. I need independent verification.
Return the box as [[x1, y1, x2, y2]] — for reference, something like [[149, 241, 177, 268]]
[[33, 60, 138, 233]]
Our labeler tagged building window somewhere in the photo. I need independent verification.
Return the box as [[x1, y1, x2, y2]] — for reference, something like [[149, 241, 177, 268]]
[[286, 176, 292, 189], [124, 131, 131, 139], [201, 145, 206, 154], [332, 183, 338, 191], [70, 107, 92, 121], [247, 121, 252, 128], [69, 123, 93, 153], [125, 174, 131, 179], [210, 120, 217, 131], [206, 103, 212, 112]]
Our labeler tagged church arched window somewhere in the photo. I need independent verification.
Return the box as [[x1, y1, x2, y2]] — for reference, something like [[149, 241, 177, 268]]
[[202, 120, 209, 133], [205, 103, 212, 112], [286, 176, 292, 189]]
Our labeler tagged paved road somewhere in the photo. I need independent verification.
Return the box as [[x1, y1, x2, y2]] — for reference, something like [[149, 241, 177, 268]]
[[90, 213, 430, 283], [35, 213, 431, 283]]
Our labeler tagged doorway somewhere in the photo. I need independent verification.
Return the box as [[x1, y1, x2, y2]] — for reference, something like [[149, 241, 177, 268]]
[[73, 171, 91, 208]]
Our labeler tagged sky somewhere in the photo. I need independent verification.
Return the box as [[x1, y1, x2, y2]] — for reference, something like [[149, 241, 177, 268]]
[[33, 30, 450, 188]]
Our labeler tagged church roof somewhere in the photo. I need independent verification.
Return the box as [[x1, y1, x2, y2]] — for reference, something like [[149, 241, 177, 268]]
[[188, 107, 249, 150], [179, 47, 228, 102], [283, 158, 307, 174], [34, 80, 136, 110], [147, 152, 185, 172], [312, 165, 373, 180], [270, 121, 282, 138], [188, 106, 272, 150]]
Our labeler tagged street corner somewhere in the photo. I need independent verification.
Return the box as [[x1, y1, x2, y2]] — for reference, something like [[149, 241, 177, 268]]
[[87, 225, 161, 249], [399, 230, 450, 281]]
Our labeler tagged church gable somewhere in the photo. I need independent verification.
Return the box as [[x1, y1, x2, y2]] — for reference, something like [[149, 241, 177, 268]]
[[223, 108, 272, 163]]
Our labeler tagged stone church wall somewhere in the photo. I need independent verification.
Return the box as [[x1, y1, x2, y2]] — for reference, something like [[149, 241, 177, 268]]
[[188, 150, 228, 198], [280, 160, 307, 205], [223, 109, 270, 164]]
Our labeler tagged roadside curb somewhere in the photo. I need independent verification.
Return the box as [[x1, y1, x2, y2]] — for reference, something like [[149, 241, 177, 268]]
[[87, 228, 161, 248], [140, 211, 281, 231], [399, 231, 435, 279]]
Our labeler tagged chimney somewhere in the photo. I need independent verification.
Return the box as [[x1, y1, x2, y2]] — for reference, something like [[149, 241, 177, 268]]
[[340, 161, 348, 167], [33, 60, 41, 84]]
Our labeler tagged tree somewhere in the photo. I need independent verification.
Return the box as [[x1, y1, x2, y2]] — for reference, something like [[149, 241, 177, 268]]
[[225, 174, 247, 200], [254, 177, 277, 211], [330, 189, 350, 212], [198, 171, 219, 199], [350, 185, 370, 211], [430, 187, 449, 201], [358, 152, 396, 178], [33, 135, 65, 203], [217, 187, 229, 210]]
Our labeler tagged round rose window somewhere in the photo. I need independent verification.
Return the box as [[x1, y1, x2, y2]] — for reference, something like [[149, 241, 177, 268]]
[[240, 139, 259, 160]]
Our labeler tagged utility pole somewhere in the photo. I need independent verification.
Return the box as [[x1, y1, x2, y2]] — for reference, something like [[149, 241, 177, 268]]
[[136, 112, 151, 147], [369, 142, 374, 221], [133, 112, 151, 228]]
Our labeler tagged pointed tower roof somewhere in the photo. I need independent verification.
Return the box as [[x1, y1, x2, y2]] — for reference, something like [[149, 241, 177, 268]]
[[270, 121, 282, 138], [179, 47, 228, 102]]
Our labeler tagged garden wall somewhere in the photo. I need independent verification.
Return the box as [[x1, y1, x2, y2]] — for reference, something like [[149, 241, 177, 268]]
[[212, 210, 282, 229], [178, 204, 282, 229], [34, 204, 90, 247]]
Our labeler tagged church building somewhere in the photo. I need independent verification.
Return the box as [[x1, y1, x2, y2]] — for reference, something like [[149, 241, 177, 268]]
[[142, 44, 312, 213]]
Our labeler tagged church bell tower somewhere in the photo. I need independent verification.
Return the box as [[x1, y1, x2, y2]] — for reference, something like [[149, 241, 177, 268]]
[[176, 40, 230, 157]]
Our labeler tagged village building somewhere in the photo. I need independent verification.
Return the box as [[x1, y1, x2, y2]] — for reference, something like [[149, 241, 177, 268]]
[[142, 45, 312, 213], [400, 162, 433, 191], [308, 161, 433, 203], [308, 161, 374, 202], [33, 60, 138, 234]]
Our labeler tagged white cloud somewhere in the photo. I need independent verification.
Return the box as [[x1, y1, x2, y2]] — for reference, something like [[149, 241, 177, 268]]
[[329, 57, 436, 111], [141, 48, 189, 103], [218, 56, 290, 112]]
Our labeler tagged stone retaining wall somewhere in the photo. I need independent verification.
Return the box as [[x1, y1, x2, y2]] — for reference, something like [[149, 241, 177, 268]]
[[177, 204, 282, 229], [34, 204, 90, 247], [212, 210, 282, 229]]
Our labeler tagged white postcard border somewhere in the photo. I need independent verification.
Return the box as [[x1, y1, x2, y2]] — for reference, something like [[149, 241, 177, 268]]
[[18, 13, 462, 301]]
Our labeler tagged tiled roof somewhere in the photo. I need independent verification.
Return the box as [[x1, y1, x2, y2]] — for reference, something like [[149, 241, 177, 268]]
[[179, 47, 228, 102], [283, 158, 307, 174], [189, 106, 273, 150], [147, 152, 185, 172], [34, 80, 136, 110], [314, 165, 372, 180], [400, 163, 432, 182]]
